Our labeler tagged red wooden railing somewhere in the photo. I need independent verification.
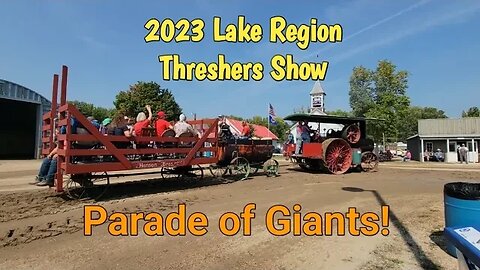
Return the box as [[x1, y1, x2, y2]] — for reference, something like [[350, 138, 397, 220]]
[[41, 66, 220, 192]]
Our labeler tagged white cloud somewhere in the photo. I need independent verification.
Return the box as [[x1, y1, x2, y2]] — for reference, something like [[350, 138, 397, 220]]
[[329, 1, 480, 64]]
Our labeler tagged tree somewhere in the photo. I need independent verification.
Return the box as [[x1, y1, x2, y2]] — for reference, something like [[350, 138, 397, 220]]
[[247, 116, 290, 141], [349, 66, 373, 117], [113, 81, 182, 122], [397, 106, 447, 142], [293, 106, 310, 114], [349, 60, 410, 143], [69, 100, 113, 120], [225, 115, 244, 121], [326, 109, 352, 117], [462, 107, 480, 117]]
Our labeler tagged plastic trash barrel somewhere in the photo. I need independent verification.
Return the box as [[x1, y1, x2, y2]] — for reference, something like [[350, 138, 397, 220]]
[[444, 182, 480, 257], [352, 149, 362, 165]]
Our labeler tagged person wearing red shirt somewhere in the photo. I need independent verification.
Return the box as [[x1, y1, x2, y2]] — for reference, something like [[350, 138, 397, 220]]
[[134, 105, 152, 136], [155, 111, 173, 136], [241, 121, 251, 138]]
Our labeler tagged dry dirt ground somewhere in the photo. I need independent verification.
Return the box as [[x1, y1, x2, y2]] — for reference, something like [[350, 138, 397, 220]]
[[0, 159, 479, 270]]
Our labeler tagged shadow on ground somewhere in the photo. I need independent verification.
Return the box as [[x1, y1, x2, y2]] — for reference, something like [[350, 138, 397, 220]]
[[430, 230, 451, 256], [342, 186, 441, 270], [64, 170, 274, 202]]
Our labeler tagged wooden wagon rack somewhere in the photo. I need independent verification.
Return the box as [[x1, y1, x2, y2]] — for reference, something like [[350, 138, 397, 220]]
[[41, 66, 219, 194]]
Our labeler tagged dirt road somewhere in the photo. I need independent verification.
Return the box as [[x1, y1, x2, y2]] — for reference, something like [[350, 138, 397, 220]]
[[1, 160, 478, 269]]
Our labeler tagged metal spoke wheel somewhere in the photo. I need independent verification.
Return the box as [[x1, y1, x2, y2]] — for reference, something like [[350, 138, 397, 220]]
[[263, 159, 279, 177], [161, 167, 182, 180], [208, 165, 229, 178], [322, 138, 353, 175], [342, 124, 361, 144], [361, 151, 379, 172], [228, 157, 250, 180], [66, 172, 110, 200], [178, 165, 204, 183], [249, 167, 259, 175]]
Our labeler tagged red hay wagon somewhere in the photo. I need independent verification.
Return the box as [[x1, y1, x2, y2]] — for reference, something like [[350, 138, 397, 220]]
[[41, 66, 279, 200]]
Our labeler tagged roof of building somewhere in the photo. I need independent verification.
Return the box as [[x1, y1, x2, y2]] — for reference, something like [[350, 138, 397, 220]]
[[205, 118, 279, 140], [284, 113, 381, 124], [310, 80, 326, 95], [0, 79, 51, 106], [227, 118, 279, 140], [418, 118, 480, 137]]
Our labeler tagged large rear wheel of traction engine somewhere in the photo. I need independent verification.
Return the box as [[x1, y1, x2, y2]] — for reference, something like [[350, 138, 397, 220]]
[[322, 138, 353, 175], [361, 151, 379, 172], [66, 172, 109, 200], [228, 157, 250, 180]]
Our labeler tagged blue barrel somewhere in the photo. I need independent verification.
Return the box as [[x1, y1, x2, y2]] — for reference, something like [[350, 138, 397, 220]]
[[352, 149, 362, 165], [444, 182, 480, 257]]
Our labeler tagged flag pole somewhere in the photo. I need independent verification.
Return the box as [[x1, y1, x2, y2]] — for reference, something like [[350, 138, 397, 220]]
[[267, 103, 270, 134]]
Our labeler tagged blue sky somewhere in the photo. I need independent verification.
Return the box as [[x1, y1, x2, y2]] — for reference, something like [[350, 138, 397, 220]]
[[1, 0, 479, 119]]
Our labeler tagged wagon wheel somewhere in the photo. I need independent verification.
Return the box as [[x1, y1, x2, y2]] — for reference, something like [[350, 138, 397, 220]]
[[361, 151, 379, 172], [178, 165, 204, 183], [250, 167, 259, 175], [208, 165, 229, 178], [228, 157, 250, 180], [263, 159, 279, 177], [66, 172, 109, 200], [342, 124, 361, 144], [322, 138, 353, 175], [160, 167, 182, 180]]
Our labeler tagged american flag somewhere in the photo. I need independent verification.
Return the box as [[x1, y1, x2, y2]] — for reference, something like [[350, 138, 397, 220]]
[[268, 104, 277, 125]]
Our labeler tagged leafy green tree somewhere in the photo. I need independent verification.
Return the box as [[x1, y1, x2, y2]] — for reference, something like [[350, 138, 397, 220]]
[[462, 107, 480, 117], [225, 115, 244, 121], [349, 60, 410, 143], [113, 81, 182, 122], [293, 106, 310, 114], [396, 106, 447, 142], [69, 100, 114, 120], [326, 109, 352, 117], [349, 66, 374, 117]]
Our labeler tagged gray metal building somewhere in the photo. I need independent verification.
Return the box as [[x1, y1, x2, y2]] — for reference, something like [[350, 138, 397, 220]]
[[0, 79, 51, 159], [407, 118, 480, 163]]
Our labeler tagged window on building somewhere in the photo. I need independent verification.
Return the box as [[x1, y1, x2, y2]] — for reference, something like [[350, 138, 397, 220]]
[[449, 142, 456, 152], [426, 142, 433, 153], [467, 142, 473, 152]]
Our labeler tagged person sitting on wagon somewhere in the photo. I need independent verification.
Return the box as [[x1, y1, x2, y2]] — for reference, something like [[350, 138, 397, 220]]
[[217, 115, 234, 140], [174, 114, 199, 137], [108, 115, 133, 148], [133, 105, 152, 136], [155, 111, 173, 136], [35, 146, 58, 187], [99, 118, 112, 135], [87, 116, 100, 129], [35, 128, 61, 187], [240, 121, 252, 139]]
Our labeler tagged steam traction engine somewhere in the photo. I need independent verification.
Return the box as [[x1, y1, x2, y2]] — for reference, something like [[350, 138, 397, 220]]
[[283, 114, 378, 174]]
